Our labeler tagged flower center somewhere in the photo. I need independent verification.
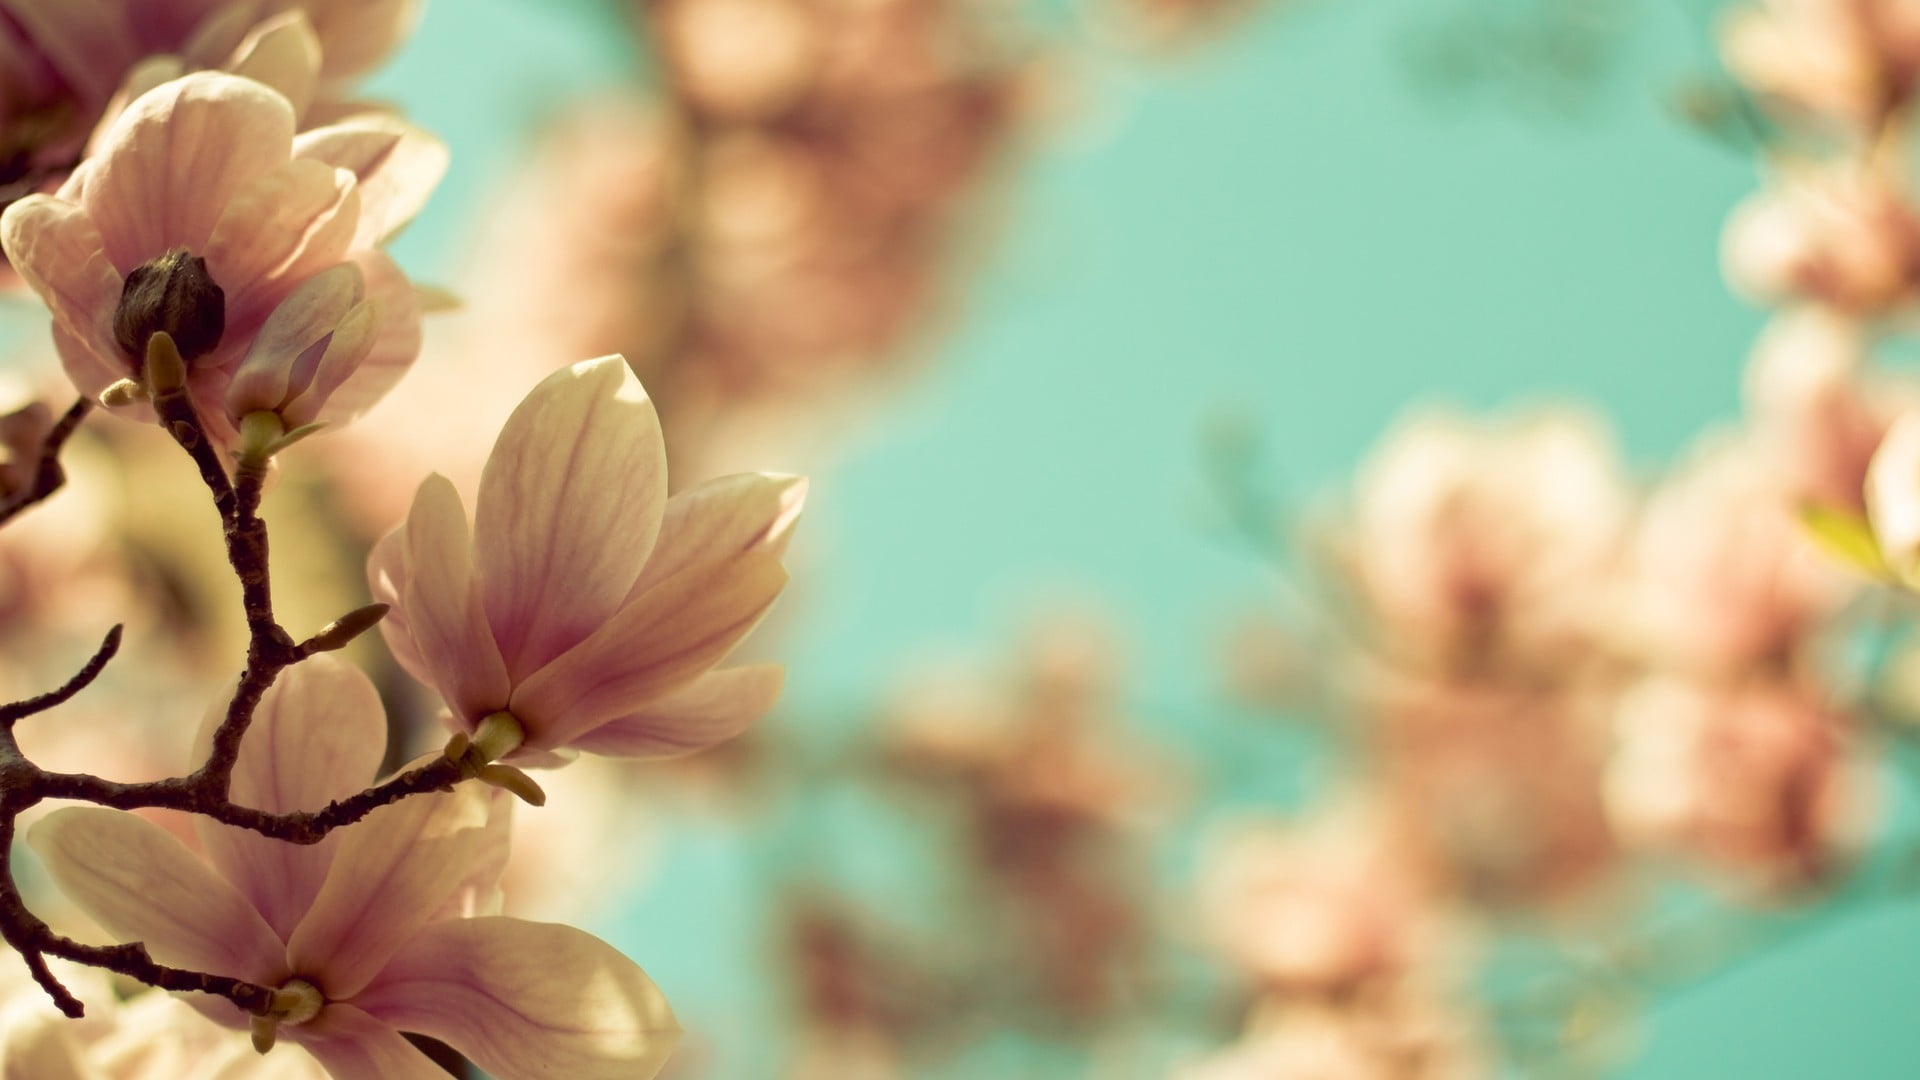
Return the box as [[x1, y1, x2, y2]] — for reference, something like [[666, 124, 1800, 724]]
[[273, 978, 324, 1026], [250, 977, 325, 1055], [442, 711, 547, 806]]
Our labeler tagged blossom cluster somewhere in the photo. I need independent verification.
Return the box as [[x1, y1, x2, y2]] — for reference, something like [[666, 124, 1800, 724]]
[[1175, 1, 1920, 1072], [0, 3, 803, 1077]]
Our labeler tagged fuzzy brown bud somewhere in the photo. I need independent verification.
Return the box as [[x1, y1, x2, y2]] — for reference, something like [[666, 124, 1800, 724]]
[[113, 249, 225, 366]]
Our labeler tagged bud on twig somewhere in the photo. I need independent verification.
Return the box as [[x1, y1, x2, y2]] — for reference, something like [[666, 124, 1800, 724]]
[[143, 332, 188, 395], [113, 249, 224, 366], [303, 603, 390, 653]]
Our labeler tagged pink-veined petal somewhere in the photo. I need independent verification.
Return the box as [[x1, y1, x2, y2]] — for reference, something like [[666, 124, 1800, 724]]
[[304, 0, 421, 83], [354, 917, 679, 1080], [428, 786, 512, 922], [82, 72, 296, 271], [1869, 412, 1920, 575], [0, 196, 124, 372], [511, 550, 788, 749], [626, 473, 807, 600], [398, 474, 511, 723], [286, 1004, 447, 1080], [172, 0, 259, 68], [294, 119, 447, 247], [285, 786, 490, 999], [309, 251, 420, 424], [227, 261, 364, 416], [203, 158, 359, 334], [227, 11, 322, 120], [366, 522, 430, 683], [0, 0, 137, 103], [567, 664, 784, 759], [473, 356, 668, 678], [27, 808, 285, 985], [192, 657, 387, 940], [49, 320, 134, 418]]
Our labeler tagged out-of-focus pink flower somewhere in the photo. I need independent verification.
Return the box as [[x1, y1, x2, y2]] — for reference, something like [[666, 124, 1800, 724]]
[[1721, 0, 1920, 128], [652, 0, 821, 120], [1366, 674, 1622, 910], [0, 2, 421, 224], [1743, 309, 1893, 516], [3, 984, 332, 1079], [1198, 801, 1443, 994], [1607, 675, 1868, 889], [28, 656, 680, 1080], [135, 1, 420, 99], [1723, 161, 1920, 316], [1867, 410, 1920, 577], [1618, 436, 1855, 675], [1178, 995, 1486, 1080], [0, 72, 436, 446], [1339, 405, 1628, 672], [370, 355, 804, 766]]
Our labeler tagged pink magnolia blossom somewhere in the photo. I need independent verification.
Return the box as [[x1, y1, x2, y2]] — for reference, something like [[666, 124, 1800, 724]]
[[1197, 800, 1445, 994], [1617, 435, 1855, 675], [1178, 995, 1486, 1080], [1720, 0, 1920, 129], [1867, 410, 1920, 577], [3, 984, 331, 1079], [1722, 160, 1920, 316], [28, 656, 680, 1080], [1607, 675, 1868, 889], [1365, 673, 1623, 910], [1742, 309, 1892, 516], [369, 355, 804, 766], [1339, 405, 1628, 671], [0, 2, 419, 218], [0, 71, 437, 446]]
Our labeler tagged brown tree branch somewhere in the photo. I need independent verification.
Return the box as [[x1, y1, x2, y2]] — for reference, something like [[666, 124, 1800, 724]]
[[0, 625, 122, 728], [0, 397, 92, 529], [0, 394, 470, 1019]]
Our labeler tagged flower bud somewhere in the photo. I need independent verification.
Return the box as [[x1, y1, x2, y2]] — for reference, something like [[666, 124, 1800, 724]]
[[112, 249, 225, 366], [304, 602, 390, 652]]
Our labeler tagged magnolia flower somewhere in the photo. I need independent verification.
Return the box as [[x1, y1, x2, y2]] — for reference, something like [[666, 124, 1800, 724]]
[[1742, 309, 1889, 516], [1867, 410, 1920, 577], [1178, 995, 1486, 1080], [1341, 405, 1629, 670], [1367, 674, 1622, 909], [99, 2, 423, 129], [0, 1, 420, 223], [4, 986, 331, 1080], [1197, 802, 1439, 994], [29, 655, 679, 1079], [370, 355, 804, 767], [1721, 0, 1920, 129], [1607, 675, 1866, 889], [0, 71, 435, 447], [1722, 160, 1920, 316], [1618, 435, 1854, 674]]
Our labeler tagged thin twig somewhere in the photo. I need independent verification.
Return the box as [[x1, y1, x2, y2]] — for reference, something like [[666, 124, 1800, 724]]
[[0, 625, 122, 728], [0, 396, 468, 1018], [0, 397, 92, 528]]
